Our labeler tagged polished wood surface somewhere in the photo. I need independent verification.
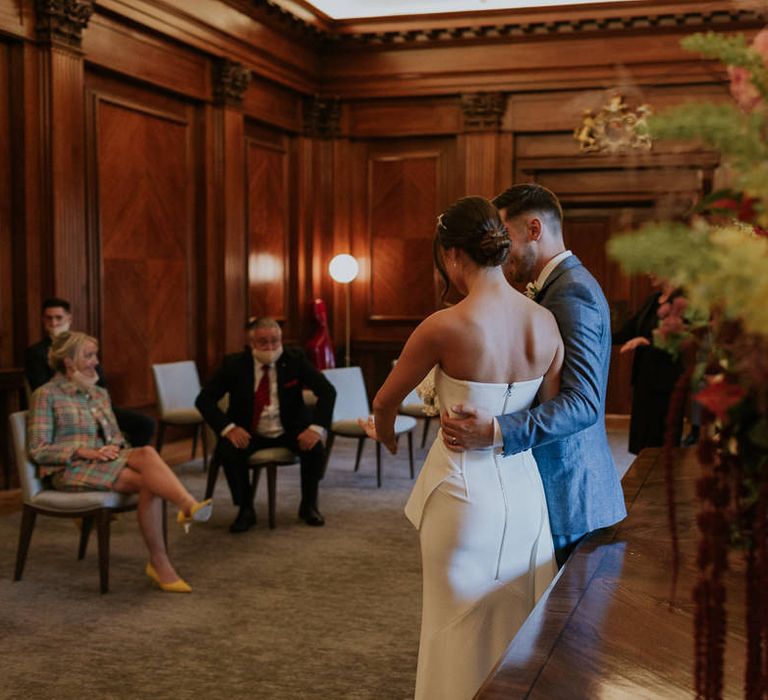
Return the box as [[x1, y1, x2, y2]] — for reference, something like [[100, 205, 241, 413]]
[[478, 448, 748, 699]]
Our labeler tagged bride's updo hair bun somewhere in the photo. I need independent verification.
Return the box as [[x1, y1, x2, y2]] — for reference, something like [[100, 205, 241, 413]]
[[436, 196, 510, 267]]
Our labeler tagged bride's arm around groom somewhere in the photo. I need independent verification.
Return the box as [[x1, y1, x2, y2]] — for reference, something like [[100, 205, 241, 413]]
[[441, 184, 626, 566]]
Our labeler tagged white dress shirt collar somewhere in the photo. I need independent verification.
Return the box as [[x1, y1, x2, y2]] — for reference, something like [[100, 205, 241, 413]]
[[534, 250, 572, 291]]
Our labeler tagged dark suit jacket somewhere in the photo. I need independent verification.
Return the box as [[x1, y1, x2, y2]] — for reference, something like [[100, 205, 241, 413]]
[[195, 346, 336, 438], [25, 338, 106, 392]]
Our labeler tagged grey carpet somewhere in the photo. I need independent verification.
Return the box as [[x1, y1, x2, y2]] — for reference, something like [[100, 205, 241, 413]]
[[0, 437, 426, 700]]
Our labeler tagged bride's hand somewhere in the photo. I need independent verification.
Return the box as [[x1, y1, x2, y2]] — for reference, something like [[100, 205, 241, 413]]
[[441, 404, 494, 450], [358, 415, 378, 441], [357, 416, 397, 454]]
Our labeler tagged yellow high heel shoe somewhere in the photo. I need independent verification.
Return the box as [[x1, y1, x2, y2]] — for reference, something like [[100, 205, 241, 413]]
[[177, 498, 213, 534], [145, 562, 192, 593]]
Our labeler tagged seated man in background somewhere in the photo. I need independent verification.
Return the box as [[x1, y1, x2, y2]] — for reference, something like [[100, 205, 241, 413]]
[[25, 297, 155, 447], [196, 316, 336, 532]]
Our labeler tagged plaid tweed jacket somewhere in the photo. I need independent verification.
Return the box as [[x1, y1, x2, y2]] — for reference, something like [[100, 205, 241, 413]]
[[27, 374, 127, 479]]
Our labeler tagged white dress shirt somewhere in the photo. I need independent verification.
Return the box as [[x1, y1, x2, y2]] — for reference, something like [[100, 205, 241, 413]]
[[222, 358, 326, 442]]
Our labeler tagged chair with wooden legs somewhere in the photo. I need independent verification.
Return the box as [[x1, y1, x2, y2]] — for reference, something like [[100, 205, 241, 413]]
[[322, 367, 417, 487], [151, 361, 208, 471], [10, 410, 141, 593], [202, 400, 299, 529]]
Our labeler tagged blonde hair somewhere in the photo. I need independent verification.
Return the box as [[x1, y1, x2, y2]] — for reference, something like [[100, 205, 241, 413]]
[[48, 331, 98, 374]]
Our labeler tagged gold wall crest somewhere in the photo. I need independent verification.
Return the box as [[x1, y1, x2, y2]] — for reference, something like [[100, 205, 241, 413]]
[[574, 93, 653, 154]]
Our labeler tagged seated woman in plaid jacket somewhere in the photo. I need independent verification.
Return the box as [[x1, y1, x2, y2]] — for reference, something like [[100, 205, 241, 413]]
[[27, 331, 212, 593]]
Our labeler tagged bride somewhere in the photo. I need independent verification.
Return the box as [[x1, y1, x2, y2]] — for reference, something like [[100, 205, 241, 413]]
[[362, 196, 563, 700]]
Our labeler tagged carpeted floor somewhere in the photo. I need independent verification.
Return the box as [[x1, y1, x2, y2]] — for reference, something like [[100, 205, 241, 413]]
[[0, 435, 425, 700], [0, 424, 632, 700]]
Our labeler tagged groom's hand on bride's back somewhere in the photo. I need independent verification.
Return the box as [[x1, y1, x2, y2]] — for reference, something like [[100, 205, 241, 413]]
[[441, 406, 494, 451]]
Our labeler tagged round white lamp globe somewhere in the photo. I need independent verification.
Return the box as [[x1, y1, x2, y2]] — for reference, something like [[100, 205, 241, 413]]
[[329, 254, 359, 284]]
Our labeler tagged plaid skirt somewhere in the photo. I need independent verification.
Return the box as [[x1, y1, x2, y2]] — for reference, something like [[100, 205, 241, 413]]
[[51, 449, 132, 491]]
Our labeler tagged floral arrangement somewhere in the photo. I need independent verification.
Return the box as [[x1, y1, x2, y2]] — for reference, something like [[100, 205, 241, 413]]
[[415, 366, 441, 416], [608, 28, 768, 700]]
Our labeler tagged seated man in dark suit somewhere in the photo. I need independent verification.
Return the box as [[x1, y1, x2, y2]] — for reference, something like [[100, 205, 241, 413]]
[[25, 297, 155, 447], [196, 316, 337, 533]]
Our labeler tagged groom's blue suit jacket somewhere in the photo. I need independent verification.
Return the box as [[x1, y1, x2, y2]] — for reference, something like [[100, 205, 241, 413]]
[[497, 255, 627, 537]]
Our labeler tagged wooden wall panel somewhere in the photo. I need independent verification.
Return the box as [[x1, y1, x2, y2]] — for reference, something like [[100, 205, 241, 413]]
[[94, 96, 195, 406], [368, 153, 439, 320], [83, 14, 210, 101], [347, 99, 461, 137], [95, 0, 318, 93], [242, 74, 303, 133], [246, 134, 290, 322], [0, 42, 12, 367]]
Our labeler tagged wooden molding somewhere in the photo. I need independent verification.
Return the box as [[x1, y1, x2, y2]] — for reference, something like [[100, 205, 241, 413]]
[[35, 0, 94, 49], [213, 57, 251, 106], [461, 92, 505, 132], [267, 1, 763, 47], [303, 95, 341, 139]]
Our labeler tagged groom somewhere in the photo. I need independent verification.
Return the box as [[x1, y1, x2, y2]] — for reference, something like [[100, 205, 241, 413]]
[[441, 183, 626, 566]]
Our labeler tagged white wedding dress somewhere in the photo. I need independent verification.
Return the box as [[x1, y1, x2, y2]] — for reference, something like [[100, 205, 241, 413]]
[[405, 368, 556, 700]]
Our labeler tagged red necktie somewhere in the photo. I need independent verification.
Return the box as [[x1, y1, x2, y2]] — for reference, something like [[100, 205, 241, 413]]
[[252, 366, 271, 433]]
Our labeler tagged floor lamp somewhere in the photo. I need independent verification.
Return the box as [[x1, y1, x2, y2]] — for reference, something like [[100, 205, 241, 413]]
[[329, 253, 359, 367]]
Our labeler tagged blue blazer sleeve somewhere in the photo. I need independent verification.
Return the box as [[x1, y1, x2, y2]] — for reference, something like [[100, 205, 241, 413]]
[[498, 280, 605, 456]]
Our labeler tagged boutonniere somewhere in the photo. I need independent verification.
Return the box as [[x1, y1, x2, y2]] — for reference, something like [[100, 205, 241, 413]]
[[525, 282, 540, 299]]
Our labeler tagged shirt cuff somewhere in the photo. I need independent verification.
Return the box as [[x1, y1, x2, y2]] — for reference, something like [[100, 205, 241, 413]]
[[221, 423, 236, 437], [308, 424, 327, 443], [493, 417, 503, 448]]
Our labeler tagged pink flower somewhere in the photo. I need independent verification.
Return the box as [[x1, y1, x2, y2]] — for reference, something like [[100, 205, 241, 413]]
[[753, 27, 768, 59], [660, 315, 685, 335], [728, 28, 768, 111], [728, 66, 761, 111], [658, 302, 671, 319], [672, 296, 688, 314]]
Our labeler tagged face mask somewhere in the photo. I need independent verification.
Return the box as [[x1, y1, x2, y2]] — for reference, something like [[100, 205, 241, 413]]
[[71, 368, 99, 388], [49, 321, 70, 338], [252, 346, 283, 366]]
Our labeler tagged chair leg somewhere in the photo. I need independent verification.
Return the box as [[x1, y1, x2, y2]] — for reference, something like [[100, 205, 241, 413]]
[[267, 464, 277, 530], [354, 437, 365, 472], [249, 465, 261, 504], [191, 424, 199, 460], [408, 431, 414, 479], [204, 454, 221, 500], [156, 422, 166, 454], [200, 423, 209, 473], [96, 509, 112, 594], [14, 505, 37, 582], [78, 515, 95, 559], [323, 433, 335, 476], [421, 417, 432, 449], [376, 441, 382, 488]]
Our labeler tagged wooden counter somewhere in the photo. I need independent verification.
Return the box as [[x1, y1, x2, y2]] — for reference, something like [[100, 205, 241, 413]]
[[478, 448, 748, 699]]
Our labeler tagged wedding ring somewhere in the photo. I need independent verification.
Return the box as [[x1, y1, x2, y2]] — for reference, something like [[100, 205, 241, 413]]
[[451, 437, 458, 445]]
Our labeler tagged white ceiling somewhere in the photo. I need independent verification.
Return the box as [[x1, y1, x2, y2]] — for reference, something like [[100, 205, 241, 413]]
[[305, 0, 640, 20]]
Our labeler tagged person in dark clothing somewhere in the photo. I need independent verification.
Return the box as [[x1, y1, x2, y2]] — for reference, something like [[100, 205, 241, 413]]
[[612, 281, 684, 454], [196, 317, 336, 533], [25, 297, 155, 447]]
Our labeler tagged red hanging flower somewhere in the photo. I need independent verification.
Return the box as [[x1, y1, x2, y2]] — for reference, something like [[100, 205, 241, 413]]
[[694, 380, 747, 421]]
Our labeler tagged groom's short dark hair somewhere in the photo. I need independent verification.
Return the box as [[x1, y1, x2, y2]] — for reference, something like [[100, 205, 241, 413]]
[[492, 184, 563, 228]]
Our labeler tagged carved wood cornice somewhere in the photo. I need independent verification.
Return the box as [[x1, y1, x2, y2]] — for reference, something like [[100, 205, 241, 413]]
[[303, 95, 341, 139], [461, 92, 505, 131], [236, 2, 763, 47], [327, 8, 763, 46], [35, 0, 94, 49], [213, 58, 251, 106]]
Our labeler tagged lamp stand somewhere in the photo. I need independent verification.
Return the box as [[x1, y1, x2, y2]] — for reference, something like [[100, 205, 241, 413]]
[[344, 282, 351, 367]]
